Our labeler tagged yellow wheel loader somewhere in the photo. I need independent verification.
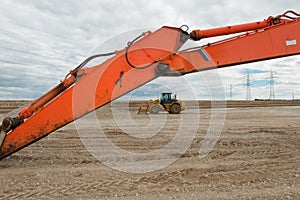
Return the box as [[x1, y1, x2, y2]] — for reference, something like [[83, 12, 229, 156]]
[[138, 92, 185, 114]]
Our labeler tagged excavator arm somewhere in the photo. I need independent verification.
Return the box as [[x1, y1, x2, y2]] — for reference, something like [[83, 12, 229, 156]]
[[1, 10, 300, 159]]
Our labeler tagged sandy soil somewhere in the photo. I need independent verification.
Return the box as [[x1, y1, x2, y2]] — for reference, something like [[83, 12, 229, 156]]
[[0, 101, 299, 199]]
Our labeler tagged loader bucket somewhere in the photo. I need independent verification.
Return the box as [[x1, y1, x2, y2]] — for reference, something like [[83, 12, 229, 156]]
[[138, 106, 148, 114]]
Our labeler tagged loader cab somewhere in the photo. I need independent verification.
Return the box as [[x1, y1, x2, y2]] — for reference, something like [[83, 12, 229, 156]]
[[160, 92, 173, 104]]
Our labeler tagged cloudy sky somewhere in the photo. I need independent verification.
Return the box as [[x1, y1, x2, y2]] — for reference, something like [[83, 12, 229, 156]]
[[0, 0, 299, 100]]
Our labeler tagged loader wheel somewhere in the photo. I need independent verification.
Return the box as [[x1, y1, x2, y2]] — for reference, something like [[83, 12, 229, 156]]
[[170, 104, 181, 114], [149, 104, 160, 114]]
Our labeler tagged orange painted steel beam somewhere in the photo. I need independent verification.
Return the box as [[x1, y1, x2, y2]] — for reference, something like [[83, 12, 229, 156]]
[[167, 17, 300, 73], [0, 26, 189, 158], [1, 11, 300, 159]]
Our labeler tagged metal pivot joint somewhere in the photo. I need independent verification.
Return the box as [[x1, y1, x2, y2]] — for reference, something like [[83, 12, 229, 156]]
[[0, 117, 23, 148]]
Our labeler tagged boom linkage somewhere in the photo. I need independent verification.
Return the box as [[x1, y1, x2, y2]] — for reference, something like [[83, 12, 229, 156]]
[[1, 10, 300, 159]]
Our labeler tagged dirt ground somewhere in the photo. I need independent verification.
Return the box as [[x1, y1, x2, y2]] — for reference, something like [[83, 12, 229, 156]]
[[0, 101, 299, 199]]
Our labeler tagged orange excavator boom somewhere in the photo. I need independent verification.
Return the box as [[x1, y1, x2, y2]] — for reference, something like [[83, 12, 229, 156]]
[[1, 10, 300, 159], [190, 10, 300, 40]]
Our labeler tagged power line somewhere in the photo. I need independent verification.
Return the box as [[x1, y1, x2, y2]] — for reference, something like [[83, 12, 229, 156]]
[[0, 22, 74, 42], [0, 46, 64, 61]]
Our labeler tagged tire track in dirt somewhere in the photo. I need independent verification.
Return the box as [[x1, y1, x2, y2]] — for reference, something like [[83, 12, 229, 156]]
[[1, 104, 300, 199]]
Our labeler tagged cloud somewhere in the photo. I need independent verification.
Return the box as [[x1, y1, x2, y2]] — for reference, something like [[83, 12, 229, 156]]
[[0, 0, 300, 100]]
